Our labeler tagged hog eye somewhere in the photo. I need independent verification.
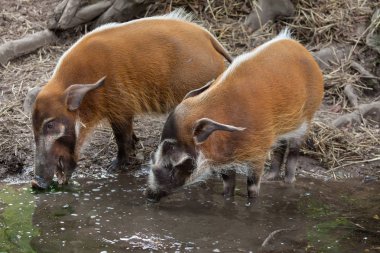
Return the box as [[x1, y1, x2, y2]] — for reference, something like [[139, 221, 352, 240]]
[[43, 120, 56, 132], [47, 121, 54, 129]]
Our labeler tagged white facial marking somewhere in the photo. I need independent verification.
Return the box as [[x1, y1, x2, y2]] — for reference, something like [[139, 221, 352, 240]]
[[171, 151, 191, 167], [40, 117, 55, 131], [44, 124, 65, 151], [152, 139, 177, 167]]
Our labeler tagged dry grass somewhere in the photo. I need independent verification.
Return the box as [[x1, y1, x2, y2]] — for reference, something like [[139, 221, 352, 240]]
[[0, 0, 379, 178], [303, 121, 380, 169]]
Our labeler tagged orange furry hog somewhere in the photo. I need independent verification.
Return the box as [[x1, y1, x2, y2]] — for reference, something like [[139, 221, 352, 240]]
[[146, 30, 324, 202], [24, 9, 232, 189]]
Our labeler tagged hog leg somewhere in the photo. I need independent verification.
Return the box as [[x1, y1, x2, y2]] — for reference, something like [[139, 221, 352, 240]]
[[265, 140, 286, 180], [284, 138, 301, 184], [247, 161, 264, 199], [221, 170, 236, 197], [109, 117, 138, 171]]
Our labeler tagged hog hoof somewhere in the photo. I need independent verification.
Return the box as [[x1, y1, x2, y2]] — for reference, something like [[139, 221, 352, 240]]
[[263, 172, 281, 181], [108, 158, 130, 172], [31, 176, 49, 189], [222, 187, 235, 198], [284, 176, 296, 184]]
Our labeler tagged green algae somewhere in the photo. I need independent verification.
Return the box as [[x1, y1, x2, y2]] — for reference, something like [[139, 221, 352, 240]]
[[0, 186, 38, 253]]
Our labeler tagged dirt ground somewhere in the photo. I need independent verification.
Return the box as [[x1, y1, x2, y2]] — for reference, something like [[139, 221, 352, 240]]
[[0, 0, 379, 183]]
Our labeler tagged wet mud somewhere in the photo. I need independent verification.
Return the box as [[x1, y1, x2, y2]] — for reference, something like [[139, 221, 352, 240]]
[[0, 170, 379, 252]]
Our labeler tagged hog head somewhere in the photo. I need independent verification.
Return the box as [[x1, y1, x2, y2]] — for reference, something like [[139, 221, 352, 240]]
[[146, 117, 245, 202], [25, 77, 106, 189]]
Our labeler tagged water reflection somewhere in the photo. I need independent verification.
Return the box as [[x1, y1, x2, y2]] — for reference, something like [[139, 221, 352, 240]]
[[0, 171, 379, 252]]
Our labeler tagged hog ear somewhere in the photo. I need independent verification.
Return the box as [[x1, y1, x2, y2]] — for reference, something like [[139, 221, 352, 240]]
[[183, 79, 214, 100], [23, 86, 42, 115], [192, 118, 245, 145], [64, 76, 106, 111]]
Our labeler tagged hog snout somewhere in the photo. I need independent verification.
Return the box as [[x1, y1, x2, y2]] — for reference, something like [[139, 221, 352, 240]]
[[145, 188, 168, 203], [31, 176, 49, 189], [56, 156, 70, 185]]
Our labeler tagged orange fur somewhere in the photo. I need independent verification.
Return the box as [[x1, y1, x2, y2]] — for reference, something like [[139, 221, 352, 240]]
[[33, 18, 232, 159], [175, 38, 323, 170], [29, 15, 232, 189]]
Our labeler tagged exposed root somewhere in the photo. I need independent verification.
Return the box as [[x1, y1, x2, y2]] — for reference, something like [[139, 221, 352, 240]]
[[343, 84, 358, 108], [92, 0, 152, 29], [312, 46, 350, 71], [0, 29, 57, 66], [49, 0, 113, 30], [333, 102, 380, 128], [244, 0, 294, 33], [56, 0, 81, 29], [350, 61, 380, 91]]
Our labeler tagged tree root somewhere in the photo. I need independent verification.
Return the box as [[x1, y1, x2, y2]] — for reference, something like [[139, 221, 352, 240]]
[[350, 61, 380, 92], [92, 0, 152, 29], [312, 45, 351, 70], [49, 0, 113, 30], [245, 0, 294, 33], [1, 0, 151, 65], [332, 102, 380, 128], [48, 0, 151, 30], [0, 30, 57, 66], [57, 0, 82, 29], [343, 84, 358, 107]]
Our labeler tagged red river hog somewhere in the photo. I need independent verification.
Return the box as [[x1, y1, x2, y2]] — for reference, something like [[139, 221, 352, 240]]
[[146, 29, 324, 202], [24, 9, 232, 189]]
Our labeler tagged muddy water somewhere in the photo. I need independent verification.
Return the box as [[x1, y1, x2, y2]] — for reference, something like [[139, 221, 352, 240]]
[[0, 169, 379, 253]]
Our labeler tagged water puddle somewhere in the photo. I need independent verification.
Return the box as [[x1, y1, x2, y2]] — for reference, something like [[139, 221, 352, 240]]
[[0, 170, 379, 252]]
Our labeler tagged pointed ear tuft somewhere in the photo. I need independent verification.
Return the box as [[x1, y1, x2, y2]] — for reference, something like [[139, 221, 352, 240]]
[[65, 76, 106, 111], [192, 118, 245, 144], [24, 86, 42, 115], [183, 79, 214, 100]]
